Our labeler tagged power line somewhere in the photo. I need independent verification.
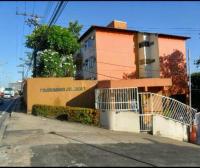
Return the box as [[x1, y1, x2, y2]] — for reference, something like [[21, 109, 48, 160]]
[[79, 67, 188, 80], [97, 60, 187, 69], [80, 69, 121, 80], [20, 1, 26, 61], [79, 25, 200, 37], [47, 2, 60, 26], [79, 24, 200, 31], [48, 1, 68, 27], [41, 1, 54, 24], [15, 1, 19, 65], [54, 1, 68, 24], [32, 0, 35, 15]]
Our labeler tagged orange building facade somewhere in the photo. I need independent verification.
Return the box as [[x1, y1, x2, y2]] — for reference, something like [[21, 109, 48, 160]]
[[75, 20, 189, 103]]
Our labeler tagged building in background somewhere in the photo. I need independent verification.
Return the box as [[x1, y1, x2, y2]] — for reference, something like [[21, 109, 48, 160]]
[[74, 20, 189, 103], [8, 80, 22, 93]]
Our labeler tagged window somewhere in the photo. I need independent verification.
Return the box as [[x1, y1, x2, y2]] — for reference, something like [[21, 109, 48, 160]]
[[84, 36, 94, 49], [89, 57, 96, 68], [139, 58, 155, 65], [139, 41, 154, 48], [83, 57, 96, 70], [84, 59, 89, 70]]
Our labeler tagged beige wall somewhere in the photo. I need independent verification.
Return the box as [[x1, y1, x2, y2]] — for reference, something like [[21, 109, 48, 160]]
[[153, 114, 189, 142], [24, 78, 98, 113], [97, 78, 172, 90], [100, 110, 140, 133]]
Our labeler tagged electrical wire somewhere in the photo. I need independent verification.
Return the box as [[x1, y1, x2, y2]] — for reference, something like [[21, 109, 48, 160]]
[[48, 1, 68, 27], [79, 25, 200, 37], [15, 1, 19, 65], [48, 2, 60, 24], [80, 69, 121, 80], [77, 66, 188, 80], [32, 0, 35, 15], [41, 1, 54, 24], [20, 1, 26, 61], [48, 1, 63, 26], [79, 24, 200, 31], [52, 1, 68, 24]]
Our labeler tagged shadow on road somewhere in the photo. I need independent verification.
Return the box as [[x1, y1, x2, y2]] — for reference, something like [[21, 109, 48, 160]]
[[12, 96, 26, 114], [30, 137, 200, 167], [0, 98, 16, 114]]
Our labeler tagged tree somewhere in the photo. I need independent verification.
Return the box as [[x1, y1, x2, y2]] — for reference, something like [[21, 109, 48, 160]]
[[37, 49, 76, 77], [160, 50, 188, 95], [191, 72, 200, 89], [26, 18, 40, 28], [194, 58, 200, 68], [68, 20, 83, 39], [26, 25, 80, 55], [25, 21, 82, 77], [191, 72, 200, 111]]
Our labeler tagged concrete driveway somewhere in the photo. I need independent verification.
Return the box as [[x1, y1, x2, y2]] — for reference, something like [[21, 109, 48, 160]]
[[1, 108, 200, 167]]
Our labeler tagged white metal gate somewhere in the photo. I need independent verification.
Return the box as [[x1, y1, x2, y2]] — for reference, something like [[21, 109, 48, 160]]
[[95, 87, 139, 112], [139, 113, 153, 132], [95, 89, 197, 133], [139, 92, 197, 126]]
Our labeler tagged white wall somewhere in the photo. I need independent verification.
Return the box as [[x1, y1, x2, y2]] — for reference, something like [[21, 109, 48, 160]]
[[100, 110, 140, 133], [153, 114, 189, 142]]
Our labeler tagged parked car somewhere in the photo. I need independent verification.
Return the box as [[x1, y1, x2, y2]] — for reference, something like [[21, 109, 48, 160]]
[[4, 88, 14, 98], [0, 92, 4, 97]]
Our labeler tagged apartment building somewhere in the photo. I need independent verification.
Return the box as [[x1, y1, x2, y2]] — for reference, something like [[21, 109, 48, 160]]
[[75, 20, 189, 103]]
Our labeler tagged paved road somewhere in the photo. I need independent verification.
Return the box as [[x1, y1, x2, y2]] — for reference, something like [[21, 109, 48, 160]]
[[1, 109, 200, 167], [0, 97, 17, 142], [0, 98, 15, 114]]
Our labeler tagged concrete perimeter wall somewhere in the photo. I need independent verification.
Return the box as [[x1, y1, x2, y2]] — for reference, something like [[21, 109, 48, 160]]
[[153, 114, 189, 142], [100, 110, 140, 133], [24, 78, 98, 113]]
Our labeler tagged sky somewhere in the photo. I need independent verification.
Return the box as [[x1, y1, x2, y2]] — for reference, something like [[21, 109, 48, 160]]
[[0, 1, 199, 87]]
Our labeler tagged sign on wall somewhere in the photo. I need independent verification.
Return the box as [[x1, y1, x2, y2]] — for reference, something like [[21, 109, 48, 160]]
[[40, 87, 86, 92]]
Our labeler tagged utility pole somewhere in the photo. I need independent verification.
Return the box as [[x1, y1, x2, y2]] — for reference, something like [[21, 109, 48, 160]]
[[33, 50, 38, 77], [188, 48, 192, 108], [16, 11, 44, 22], [188, 48, 193, 129], [16, 10, 43, 78]]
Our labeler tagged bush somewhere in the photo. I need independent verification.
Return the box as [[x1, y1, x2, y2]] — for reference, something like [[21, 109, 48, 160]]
[[32, 104, 100, 126]]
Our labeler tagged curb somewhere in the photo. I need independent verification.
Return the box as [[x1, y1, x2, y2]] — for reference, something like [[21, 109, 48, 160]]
[[0, 98, 18, 143]]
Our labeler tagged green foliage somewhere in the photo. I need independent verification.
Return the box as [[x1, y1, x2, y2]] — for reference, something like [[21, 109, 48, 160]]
[[191, 72, 200, 111], [68, 20, 83, 39], [37, 49, 76, 77], [32, 104, 66, 118], [25, 21, 82, 77], [26, 25, 80, 54], [192, 72, 200, 89], [32, 104, 100, 126], [194, 59, 200, 68]]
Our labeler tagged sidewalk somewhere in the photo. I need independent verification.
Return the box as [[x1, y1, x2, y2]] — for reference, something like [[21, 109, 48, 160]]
[[1, 101, 200, 166]]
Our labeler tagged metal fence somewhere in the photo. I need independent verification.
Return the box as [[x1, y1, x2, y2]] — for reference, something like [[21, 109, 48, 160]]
[[139, 92, 197, 125], [139, 113, 153, 132], [95, 87, 139, 112]]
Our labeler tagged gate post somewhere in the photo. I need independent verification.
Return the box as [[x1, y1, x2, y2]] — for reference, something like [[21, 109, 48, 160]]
[[151, 93, 153, 114]]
